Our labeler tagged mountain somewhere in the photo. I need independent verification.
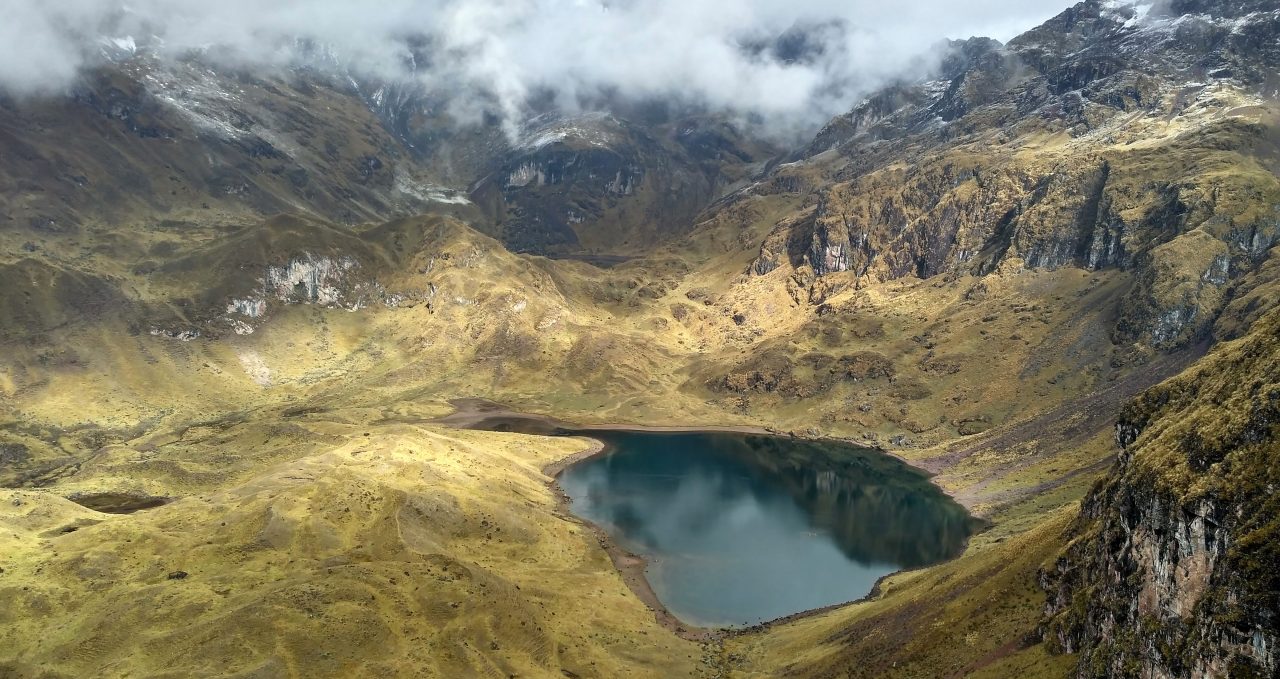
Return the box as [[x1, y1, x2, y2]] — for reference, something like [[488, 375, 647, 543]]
[[0, 54, 773, 262], [1045, 304, 1280, 678], [750, 0, 1280, 349], [469, 111, 776, 255], [0, 0, 1278, 677]]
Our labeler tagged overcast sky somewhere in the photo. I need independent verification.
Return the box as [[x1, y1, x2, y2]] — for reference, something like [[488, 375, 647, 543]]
[[0, 0, 1074, 136]]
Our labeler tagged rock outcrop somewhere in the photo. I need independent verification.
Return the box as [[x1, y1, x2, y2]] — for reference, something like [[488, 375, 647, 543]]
[[1043, 305, 1280, 678], [746, 0, 1280, 349], [468, 113, 772, 255]]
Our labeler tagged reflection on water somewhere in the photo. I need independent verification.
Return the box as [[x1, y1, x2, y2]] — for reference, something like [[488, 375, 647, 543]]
[[553, 431, 976, 628]]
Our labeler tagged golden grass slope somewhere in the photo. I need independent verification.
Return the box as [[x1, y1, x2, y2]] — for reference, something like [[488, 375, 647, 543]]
[[0, 420, 705, 678], [0, 92, 1276, 679], [726, 509, 1080, 678]]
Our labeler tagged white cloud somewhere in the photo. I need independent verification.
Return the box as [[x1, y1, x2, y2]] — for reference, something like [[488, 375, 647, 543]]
[[0, 0, 1073, 136]]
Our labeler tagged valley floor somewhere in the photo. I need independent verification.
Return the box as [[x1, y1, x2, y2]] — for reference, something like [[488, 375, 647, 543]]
[[0, 215, 1240, 678]]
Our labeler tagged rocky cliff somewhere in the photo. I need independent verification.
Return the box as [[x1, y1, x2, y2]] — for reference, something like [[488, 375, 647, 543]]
[[0, 53, 771, 268], [468, 112, 772, 255], [745, 0, 1280, 349], [1043, 305, 1280, 678]]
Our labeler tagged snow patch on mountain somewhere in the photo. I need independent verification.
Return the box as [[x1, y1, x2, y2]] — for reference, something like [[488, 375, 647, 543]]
[[520, 113, 621, 151], [108, 36, 137, 53], [393, 170, 472, 205]]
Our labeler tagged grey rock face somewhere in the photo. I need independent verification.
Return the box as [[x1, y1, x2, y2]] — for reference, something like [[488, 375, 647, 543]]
[[747, 0, 1280, 350], [1041, 310, 1280, 677]]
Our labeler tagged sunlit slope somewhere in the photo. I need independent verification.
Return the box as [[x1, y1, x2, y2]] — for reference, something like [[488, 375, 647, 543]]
[[2, 1, 1279, 676], [0, 422, 704, 678]]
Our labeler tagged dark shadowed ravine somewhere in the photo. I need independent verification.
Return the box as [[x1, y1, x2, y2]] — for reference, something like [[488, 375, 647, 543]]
[[463, 412, 977, 628]]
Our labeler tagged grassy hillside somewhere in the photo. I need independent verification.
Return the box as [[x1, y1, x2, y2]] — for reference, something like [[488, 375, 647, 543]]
[[2, 2, 1278, 676]]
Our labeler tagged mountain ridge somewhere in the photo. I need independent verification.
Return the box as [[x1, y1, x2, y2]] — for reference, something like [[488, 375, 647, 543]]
[[1, 0, 1278, 677]]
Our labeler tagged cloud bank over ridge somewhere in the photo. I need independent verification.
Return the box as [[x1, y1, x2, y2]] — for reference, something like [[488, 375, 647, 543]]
[[0, 0, 1071, 136]]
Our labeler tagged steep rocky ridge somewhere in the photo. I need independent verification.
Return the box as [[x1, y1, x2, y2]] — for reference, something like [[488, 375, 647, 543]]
[[744, 0, 1280, 349], [470, 112, 775, 255], [0, 60, 456, 235], [1042, 305, 1280, 678], [0, 54, 771, 270]]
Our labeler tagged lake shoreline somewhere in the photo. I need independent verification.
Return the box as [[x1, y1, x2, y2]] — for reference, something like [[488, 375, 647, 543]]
[[436, 397, 776, 438], [435, 397, 982, 641], [542, 439, 724, 642], [434, 400, 722, 639]]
